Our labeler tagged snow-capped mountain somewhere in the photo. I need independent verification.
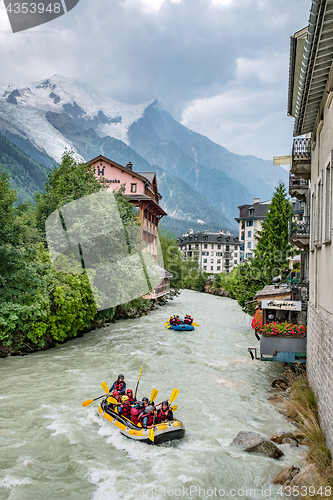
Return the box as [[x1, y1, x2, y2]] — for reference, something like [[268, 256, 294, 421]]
[[0, 74, 150, 162], [0, 75, 288, 233]]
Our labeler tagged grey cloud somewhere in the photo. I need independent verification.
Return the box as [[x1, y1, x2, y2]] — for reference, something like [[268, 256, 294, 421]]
[[0, 0, 310, 159]]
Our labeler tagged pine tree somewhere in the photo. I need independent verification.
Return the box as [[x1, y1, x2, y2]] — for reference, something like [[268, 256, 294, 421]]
[[253, 181, 293, 282]]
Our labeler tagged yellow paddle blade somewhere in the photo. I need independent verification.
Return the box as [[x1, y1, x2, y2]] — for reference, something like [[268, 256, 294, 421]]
[[150, 388, 158, 402], [170, 404, 177, 411], [138, 366, 143, 382], [101, 381, 109, 394], [170, 388, 179, 404], [192, 322, 199, 327], [164, 322, 170, 325], [107, 396, 118, 405], [167, 325, 172, 329], [148, 428, 155, 442], [82, 399, 94, 407]]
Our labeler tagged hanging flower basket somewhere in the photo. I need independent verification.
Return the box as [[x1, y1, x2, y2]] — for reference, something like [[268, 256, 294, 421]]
[[251, 309, 306, 337]]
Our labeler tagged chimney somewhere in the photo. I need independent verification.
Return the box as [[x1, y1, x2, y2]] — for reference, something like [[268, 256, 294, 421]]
[[219, 229, 224, 234], [253, 198, 260, 204], [189, 229, 194, 234], [126, 162, 133, 170]]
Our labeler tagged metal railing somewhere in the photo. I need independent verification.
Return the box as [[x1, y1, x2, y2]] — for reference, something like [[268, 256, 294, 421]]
[[289, 172, 309, 189], [292, 138, 311, 162], [289, 216, 310, 236]]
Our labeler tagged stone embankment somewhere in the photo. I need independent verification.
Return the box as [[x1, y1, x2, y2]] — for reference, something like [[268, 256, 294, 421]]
[[204, 285, 230, 297]]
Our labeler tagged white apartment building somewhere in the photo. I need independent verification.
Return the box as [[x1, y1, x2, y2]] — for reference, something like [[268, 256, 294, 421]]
[[177, 229, 241, 274], [235, 198, 271, 261]]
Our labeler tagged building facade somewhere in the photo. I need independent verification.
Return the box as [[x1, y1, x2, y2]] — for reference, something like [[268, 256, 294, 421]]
[[88, 155, 171, 299], [235, 198, 271, 261], [177, 229, 241, 274], [287, 0, 333, 454]]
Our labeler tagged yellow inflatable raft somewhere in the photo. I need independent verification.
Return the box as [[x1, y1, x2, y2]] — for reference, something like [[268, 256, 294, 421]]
[[98, 401, 185, 445]]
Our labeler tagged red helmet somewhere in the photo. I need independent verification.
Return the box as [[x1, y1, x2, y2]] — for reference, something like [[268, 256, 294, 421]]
[[113, 391, 119, 397], [127, 389, 133, 394]]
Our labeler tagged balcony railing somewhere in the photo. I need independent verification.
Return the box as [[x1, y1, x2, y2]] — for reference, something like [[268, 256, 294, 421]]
[[289, 216, 310, 236], [292, 138, 311, 162], [289, 173, 309, 189]]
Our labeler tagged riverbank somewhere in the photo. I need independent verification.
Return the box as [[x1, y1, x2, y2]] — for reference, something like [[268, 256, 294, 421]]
[[268, 366, 333, 499], [0, 292, 175, 358]]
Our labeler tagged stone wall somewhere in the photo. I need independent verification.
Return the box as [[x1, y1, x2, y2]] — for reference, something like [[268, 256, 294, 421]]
[[307, 303, 333, 454]]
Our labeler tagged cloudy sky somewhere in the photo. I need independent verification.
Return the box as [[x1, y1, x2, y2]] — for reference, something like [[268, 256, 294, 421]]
[[0, 0, 310, 160]]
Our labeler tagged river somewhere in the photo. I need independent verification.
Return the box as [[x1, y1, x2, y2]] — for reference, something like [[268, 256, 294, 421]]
[[0, 290, 306, 500]]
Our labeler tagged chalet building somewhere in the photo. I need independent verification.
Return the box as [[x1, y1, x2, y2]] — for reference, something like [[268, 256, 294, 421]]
[[88, 155, 171, 299], [283, 0, 333, 454], [235, 198, 271, 261], [177, 229, 241, 274]]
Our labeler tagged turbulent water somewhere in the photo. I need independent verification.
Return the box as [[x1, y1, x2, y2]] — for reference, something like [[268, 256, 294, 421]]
[[0, 290, 306, 500]]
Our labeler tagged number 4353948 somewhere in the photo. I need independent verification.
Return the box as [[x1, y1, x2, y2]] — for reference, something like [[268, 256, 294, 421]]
[[6, 3, 62, 14], [278, 485, 332, 496]]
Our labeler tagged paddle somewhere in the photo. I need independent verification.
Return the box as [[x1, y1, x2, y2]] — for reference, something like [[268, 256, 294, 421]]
[[164, 321, 170, 325], [171, 404, 177, 411], [150, 388, 158, 403], [192, 322, 199, 327], [82, 395, 105, 407], [101, 381, 110, 394], [134, 366, 143, 398], [170, 388, 179, 405], [167, 325, 172, 329], [106, 395, 119, 405]]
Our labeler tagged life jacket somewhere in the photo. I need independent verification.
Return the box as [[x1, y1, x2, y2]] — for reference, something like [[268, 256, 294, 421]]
[[184, 318, 190, 324], [114, 380, 125, 393], [121, 401, 132, 419], [131, 406, 143, 424], [138, 411, 154, 428], [157, 408, 173, 423], [127, 395, 136, 404]]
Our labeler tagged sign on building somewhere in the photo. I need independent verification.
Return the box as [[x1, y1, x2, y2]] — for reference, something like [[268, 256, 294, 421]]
[[261, 299, 302, 311]]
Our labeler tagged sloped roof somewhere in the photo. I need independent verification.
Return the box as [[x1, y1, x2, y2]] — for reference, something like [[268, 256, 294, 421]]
[[293, 0, 333, 136]]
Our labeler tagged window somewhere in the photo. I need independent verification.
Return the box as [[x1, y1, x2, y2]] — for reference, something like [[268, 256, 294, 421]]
[[217, 244, 221, 249], [211, 244, 214, 249], [234, 260, 237, 264], [246, 220, 253, 227], [234, 253, 237, 257], [217, 266, 220, 271], [188, 244, 192, 250], [324, 162, 332, 242], [188, 251, 192, 257], [203, 266, 207, 270], [204, 244, 207, 249], [210, 252, 214, 256], [317, 179, 323, 244], [234, 246, 238, 250], [226, 245, 230, 251], [203, 259, 207, 263], [217, 259, 221, 263], [202, 251, 209, 256], [195, 243, 199, 248], [211, 258, 214, 263], [216, 252, 222, 256], [248, 231, 252, 238], [131, 183, 137, 193], [247, 242, 252, 248], [210, 266, 213, 271]]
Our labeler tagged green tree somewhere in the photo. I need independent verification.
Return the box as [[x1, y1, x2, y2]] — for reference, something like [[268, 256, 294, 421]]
[[252, 181, 293, 281], [35, 149, 105, 233], [159, 231, 184, 290]]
